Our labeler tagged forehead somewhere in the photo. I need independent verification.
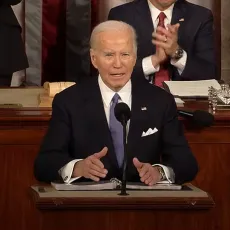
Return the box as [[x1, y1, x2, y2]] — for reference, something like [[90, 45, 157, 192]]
[[97, 30, 134, 50]]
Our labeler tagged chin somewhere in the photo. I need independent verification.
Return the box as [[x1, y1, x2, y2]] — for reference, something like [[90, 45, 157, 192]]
[[159, 0, 174, 5], [109, 82, 125, 91]]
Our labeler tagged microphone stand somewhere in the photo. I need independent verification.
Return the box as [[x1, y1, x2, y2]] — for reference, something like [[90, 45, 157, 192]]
[[119, 115, 129, 196]]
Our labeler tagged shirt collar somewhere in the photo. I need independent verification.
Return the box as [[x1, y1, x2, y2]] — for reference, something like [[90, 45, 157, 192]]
[[98, 75, 131, 107], [147, 0, 175, 23]]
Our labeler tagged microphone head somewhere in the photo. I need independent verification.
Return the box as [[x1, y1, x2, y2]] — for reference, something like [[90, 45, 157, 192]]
[[114, 102, 131, 124], [193, 110, 214, 127]]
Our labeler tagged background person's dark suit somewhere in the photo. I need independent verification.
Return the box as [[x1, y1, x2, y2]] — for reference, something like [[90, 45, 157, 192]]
[[108, 0, 216, 81], [0, 0, 28, 86], [34, 77, 198, 184]]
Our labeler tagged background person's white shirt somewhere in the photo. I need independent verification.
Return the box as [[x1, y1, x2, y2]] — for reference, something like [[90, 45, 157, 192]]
[[142, 1, 187, 77], [59, 76, 175, 184]]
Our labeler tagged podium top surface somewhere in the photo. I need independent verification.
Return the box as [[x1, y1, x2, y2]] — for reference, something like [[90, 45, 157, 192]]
[[30, 184, 214, 210], [31, 184, 206, 198]]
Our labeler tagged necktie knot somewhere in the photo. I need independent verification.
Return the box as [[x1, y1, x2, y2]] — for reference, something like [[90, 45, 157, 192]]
[[158, 12, 166, 28], [112, 93, 120, 104]]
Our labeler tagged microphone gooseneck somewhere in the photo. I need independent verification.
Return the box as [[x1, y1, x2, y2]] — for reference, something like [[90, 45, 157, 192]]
[[114, 102, 131, 196]]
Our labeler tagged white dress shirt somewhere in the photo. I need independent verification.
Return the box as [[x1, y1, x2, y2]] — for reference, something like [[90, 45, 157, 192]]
[[142, 0, 187, 77], [59, 76, 174, 183]]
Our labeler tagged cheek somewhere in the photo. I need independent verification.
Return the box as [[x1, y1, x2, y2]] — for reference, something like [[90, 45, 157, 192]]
[[95, 60, 111, 71], [100, 65, 111, 74], [125, 60, 136, 71]]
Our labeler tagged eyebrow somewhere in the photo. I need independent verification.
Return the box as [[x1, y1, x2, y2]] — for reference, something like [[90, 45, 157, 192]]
[[103, 51, 114, 54], [103, 51, 130, 54]]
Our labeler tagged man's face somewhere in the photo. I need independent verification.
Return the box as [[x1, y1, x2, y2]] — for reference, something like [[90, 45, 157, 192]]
[[90, 29, 136, 91], [149, 0, 176, 10]]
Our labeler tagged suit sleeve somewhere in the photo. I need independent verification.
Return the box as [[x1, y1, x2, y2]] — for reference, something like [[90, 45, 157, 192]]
[[161, 94, 198, 184], [179, 11, 216, 80], [34, 94, 75, 183]]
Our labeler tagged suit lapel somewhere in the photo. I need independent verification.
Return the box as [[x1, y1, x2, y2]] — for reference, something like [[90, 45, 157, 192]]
[[171, 1, 187, 42], [82, 78, 119, 169], [134, 0, 156, 55]]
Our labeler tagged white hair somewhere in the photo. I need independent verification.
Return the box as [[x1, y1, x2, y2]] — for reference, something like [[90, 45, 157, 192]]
[[90, 20, 137, 54]]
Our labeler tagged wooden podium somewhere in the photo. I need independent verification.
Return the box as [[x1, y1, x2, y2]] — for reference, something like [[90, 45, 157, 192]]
[[30, 185, 214, 230], [0, 90, 230, 230]]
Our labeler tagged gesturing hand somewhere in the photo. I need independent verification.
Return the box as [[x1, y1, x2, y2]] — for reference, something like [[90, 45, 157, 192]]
[[133, 157, 161, 186], [73, 147, 108, 181]]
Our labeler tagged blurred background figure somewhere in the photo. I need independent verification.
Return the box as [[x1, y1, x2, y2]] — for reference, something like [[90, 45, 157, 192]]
[[0, 0, 28, 86], [97, 0, 133, 22]]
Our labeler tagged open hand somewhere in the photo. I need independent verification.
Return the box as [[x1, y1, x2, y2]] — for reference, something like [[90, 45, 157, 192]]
[[73, 147, 108, 181], [133, 157, 161, 186]]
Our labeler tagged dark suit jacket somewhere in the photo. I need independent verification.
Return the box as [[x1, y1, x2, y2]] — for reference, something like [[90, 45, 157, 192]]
[[34, 76, 198, 184], [0, 0, 28, 74], [108, 0, 216, 81]]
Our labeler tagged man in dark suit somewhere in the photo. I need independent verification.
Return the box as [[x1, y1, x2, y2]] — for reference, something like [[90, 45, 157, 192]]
[[0, 0, 28, 86], [108, 0, 216, 86], [34, 20, 198, 185]]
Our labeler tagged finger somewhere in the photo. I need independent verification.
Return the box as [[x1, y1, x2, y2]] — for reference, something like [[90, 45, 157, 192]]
[[94, 147, 108, 159], [88, 174, 100, 182], [139, 164, 149, 177], [148, 174, 159, 185], [145, 175, 154, 185], [174, 23, 180, 31], [89, 169, 107, 178], [167, 25, 180, 36], [156, 27, 173, 38], [149, 179, 157, 186], [141, 171, 150, 183], [152, 40, 168, 49], [90, 163, 108, 174], [168, 23, 180, 34], [152, 33, 168, 43], [167, 24, 175, 34], [91, 157, 105, 169], [133, 157, 144, 170], [148, 169, 160, 185], [143, 174, 152, 185]]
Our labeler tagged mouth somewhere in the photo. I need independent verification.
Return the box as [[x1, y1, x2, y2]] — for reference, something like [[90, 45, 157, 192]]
[[110, 73, 125, 77]]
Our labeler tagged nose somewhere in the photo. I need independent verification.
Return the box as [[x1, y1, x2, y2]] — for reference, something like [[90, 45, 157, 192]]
[[113, 55, 122, 68]]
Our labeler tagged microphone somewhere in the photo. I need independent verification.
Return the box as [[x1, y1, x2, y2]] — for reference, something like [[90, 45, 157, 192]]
[[114, 102, 131, 196], [114, 102, 131, 124], [178, 110, 214, 127]]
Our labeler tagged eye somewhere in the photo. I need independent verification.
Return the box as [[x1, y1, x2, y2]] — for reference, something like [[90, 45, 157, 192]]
[[105, 53, 113, 57], [122, 53, 130, 57]]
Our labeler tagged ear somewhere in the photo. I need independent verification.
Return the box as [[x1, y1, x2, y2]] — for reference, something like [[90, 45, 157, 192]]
[[90, 49, 98, 69], [132, 54, 137, 68]]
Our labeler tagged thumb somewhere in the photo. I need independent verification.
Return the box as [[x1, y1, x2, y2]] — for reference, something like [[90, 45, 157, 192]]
[[133, 157, 143, 169], [168, 23, 180, 33], [175, 23, 180, 31], [94, 147, 108, 159]]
